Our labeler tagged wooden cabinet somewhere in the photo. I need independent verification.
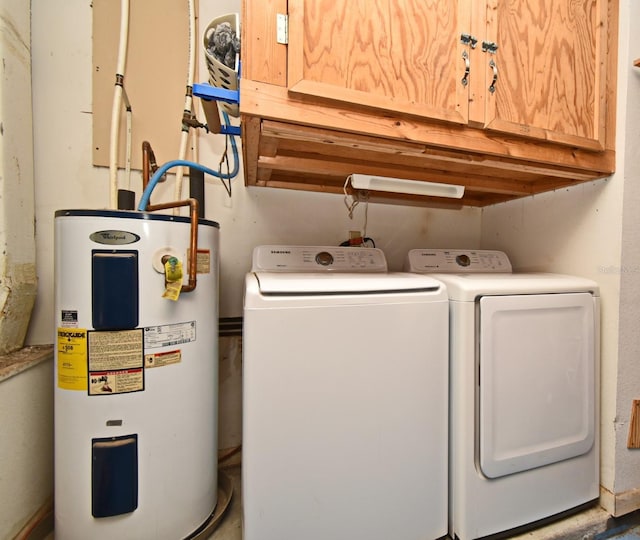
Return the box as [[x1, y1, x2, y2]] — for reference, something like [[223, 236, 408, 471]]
[[240, 0, 617, 207], [286, 0, 471, 127], [479, 0, 608, 150]]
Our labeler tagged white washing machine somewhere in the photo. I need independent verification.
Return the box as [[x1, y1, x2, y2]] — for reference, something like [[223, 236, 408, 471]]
[[242, 245, 450, 540], [405, 249, 600, 540]]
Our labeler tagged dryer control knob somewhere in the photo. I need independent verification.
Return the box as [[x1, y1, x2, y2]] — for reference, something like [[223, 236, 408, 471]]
[[315, 251, 334, 266], [456, 254, 471, 267]]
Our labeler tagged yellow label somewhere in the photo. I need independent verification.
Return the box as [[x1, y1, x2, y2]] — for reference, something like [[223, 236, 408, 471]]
[[188, 249, 211, 274], [57, 328, 88, 390], [162, 279, 182, 301], [164, 257, 183, 282]]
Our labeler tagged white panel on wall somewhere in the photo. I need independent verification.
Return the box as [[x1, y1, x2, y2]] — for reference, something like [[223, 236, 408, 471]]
[[92, 0, 190, 171]]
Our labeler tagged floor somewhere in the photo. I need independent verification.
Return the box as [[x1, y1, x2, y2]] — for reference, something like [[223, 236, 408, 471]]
[[205, 465, 242, 539], [205, 466, 640, 540], [508, 507, 640, 540], [596, 526, 640, 540], [42, 465, 640, 539]]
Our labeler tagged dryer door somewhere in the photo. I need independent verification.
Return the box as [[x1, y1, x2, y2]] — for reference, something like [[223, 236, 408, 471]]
[[478, 292, 595, 479]]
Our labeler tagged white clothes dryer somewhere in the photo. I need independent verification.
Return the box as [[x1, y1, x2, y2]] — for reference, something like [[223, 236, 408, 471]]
[[405, 249, 600, 540], [243, 245, 450, 540]]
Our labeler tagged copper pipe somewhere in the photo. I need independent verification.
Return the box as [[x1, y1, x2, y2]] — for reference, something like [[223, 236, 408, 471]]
[[141, 141, 159, 192], [142, 141, 152, 192], [146, 198, 199, 293]]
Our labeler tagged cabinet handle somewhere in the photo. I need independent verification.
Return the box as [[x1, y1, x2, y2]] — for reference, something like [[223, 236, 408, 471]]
[[488, 59, 498, 93], [461, 50, 470, 87]]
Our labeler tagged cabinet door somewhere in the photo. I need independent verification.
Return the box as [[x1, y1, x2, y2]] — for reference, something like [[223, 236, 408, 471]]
[[480, 0, 607, 150], [287, 0, 472, 125]]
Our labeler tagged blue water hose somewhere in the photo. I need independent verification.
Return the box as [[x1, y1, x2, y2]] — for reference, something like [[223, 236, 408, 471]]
[[137, 112, 239, 211]]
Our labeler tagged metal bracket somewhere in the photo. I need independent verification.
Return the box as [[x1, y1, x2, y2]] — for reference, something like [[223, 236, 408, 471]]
[[277, 13, 288, 44], [482, 41, 499, 54], [460, 33, 478, 49], [192, 83, 242, 136]]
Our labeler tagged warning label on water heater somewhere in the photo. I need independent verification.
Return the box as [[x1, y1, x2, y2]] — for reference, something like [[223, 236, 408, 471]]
[[89, 368, 144, 395], [87, 329, 144, 395], [145, 349, 182, 368]]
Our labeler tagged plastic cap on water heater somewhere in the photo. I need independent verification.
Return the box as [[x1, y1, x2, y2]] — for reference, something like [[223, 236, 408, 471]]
[[152, 247, 181, 273]]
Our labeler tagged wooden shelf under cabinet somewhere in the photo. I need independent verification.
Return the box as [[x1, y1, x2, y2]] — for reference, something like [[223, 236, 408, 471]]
[[242, 115, 614, 208]]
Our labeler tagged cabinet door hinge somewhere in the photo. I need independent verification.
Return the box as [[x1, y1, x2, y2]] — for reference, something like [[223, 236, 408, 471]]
[[481, 41, 498, 54], [277, 13, 288, 44]]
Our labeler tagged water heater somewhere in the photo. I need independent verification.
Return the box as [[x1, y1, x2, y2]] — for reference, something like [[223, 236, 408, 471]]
[[54, 209, 219, 539]]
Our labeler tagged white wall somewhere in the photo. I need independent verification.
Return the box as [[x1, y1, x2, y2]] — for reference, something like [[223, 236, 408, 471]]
[[0, 361, 53, 538], [0, 0, 37, 354], [613, 0, 640, 508], [481, 178, 623, 498]]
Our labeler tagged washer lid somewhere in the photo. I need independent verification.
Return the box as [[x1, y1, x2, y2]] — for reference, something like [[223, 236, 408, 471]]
[[253, 272, 444, 295]]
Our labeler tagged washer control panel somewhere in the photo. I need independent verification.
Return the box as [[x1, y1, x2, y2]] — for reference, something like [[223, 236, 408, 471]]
[[405, 249, 512, 273], [252, 245, 388, 272]]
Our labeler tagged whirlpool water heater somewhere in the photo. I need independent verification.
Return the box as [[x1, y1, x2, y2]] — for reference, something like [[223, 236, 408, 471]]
[[54, 209, 219, 539]]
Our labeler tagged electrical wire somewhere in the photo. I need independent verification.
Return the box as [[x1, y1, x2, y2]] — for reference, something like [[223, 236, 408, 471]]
[[218, 116, 234, 197], [362, 194, 369, 238], [343, 174, 359, 218], [137, 154, 239, 211], [339, 237, 376, 248], [342, 175, 372, 246], [108, 0, 131, 209], [218, 445, 242, 464], [217, 111, 240, 184], [137, 112, 239, 211], [123, 88, 132, 190], [174, 0, 197, 203]]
